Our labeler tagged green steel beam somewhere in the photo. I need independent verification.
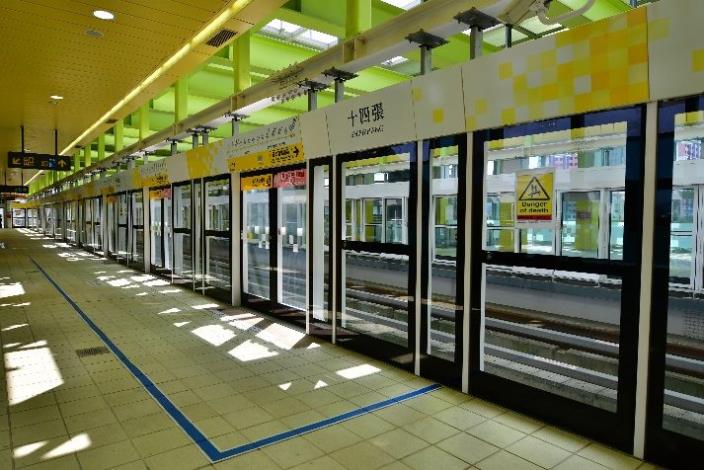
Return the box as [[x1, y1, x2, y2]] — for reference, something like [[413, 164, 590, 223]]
[[83, 145, 92, 168], [114, 120, 124, 152], [346, 0, 372, 37], [138, 103, 150, 141], [174, 78, 189, 122], [233, 31, 251, 94]]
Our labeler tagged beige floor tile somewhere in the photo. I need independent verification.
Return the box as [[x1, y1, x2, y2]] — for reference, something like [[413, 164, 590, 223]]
[[466, 419, 526, 448], [120, 412, 174, 438], [305, 425, 363, 453], [378, 462, 413, 470], [262, 437, 325, 469], [11, 419, 68, 446], [289, 455, 347, 470], [533, 425, 590, 453], [492, 411, 544, 434], [458, 399, 506, 419], [342, 413, 396, 439], [194, 416, 236, 438], [330, 441, 396, 470], [72, 422, 128, 450], [374, 404, 425, 427], [437, 432, 499, 465], [506, 435, 571, 468], [20, 454, 81, 470], [241, 420, 288, 441], [280, 409, 326, 428], [554, 454, 611, 470], [403, 394, 454, 415], [370, 428, 429, 459], [131, 427, 191, 458], [10, 405, 62, 428], [76, 439, 141, 470], [63, 408, 118, 434], [401, 445, 469, 470], [475, 450, 542, 470], [213, 449, 280, 469], [577, 443, 643, 470], [434, 406, 486, 431], [143, 444, 211, 470], [58, 395, 108, 417], [402, 416, 460, 444], [223, 406, 275, 430]]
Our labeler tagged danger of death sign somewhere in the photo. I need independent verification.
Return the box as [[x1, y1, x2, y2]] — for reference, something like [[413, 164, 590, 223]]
[[515, 170, 554, 223]]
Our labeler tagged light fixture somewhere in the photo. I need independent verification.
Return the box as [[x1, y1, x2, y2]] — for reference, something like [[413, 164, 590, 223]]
[[93, 10, 115, 21], [49, 95, 63, 100]]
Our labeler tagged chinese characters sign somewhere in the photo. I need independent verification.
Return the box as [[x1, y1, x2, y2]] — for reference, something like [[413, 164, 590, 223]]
[[140, 160, 169, 187], [241, 174, 273, 191], [7, 152, 72, 170], [228, 143, 304, 172], [273, 169, 306, 188]]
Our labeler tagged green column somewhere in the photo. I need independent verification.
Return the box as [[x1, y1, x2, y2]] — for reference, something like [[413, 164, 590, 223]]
[[175, 78, 189, 122], [232, 31, 251, 94], [73, 151, 81, 174], [346, 0, 372, 38], [138, 103, 150, 140], [84, 146, 92, 168], [97, 135, 106, 161], [114, 121, 124, 152]]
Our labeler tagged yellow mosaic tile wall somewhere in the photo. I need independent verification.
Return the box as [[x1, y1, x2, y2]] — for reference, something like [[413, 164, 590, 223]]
[[464, 8, 649, 131]]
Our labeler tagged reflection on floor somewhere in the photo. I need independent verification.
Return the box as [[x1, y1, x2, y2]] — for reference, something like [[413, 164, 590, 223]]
[[0, 229, 660, 469]]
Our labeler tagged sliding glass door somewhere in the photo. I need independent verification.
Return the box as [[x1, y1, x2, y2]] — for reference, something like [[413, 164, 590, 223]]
[[203, 176, 231, 302]]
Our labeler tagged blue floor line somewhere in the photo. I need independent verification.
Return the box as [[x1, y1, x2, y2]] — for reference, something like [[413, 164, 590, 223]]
[[31, 257, 442, 462]]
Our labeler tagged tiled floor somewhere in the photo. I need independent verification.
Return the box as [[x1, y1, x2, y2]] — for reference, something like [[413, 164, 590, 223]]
[[0, 229, 661, 470]]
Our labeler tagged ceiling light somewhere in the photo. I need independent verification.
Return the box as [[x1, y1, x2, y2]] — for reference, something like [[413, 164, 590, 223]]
[[49, 95, 63, 100], [93, 10, 115, 21]]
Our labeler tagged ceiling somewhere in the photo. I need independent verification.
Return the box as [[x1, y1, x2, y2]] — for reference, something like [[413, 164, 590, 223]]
[[0, 0, 282, 187]]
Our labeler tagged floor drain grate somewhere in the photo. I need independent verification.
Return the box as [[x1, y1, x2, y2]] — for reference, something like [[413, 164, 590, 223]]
[[75, 346, 110, 357]]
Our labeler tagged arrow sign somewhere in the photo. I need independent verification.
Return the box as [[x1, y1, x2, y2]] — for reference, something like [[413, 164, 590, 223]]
[[7, 152, 73, 170]]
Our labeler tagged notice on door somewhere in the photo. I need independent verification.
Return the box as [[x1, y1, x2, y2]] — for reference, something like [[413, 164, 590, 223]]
[[515, 170, 554, 223]]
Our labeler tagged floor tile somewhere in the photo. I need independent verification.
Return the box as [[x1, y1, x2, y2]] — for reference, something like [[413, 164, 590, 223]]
[[401, 445, 469, 470], [437, 432, 499, 465], [330, 441, 396, 470], [506, 435, 571, 468], [577, 443, 643, 470], [475, 450, 542, 470], [370, 428, 429, 459]]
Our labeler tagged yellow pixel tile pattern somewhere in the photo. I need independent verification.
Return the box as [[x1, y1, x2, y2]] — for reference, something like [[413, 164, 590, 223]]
[[186, 140, 221, 179], [468, 8, 649, 129]]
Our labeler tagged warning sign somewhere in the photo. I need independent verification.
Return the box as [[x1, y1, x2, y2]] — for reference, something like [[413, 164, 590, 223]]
[[516, 171, 554, 222], [241, 174, 273, 191]]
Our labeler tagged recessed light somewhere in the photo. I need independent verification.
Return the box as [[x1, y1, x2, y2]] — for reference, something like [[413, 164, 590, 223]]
[[50, 95, 63, 100], [93, 10, 115, 21], [85, 29, 104, 38]]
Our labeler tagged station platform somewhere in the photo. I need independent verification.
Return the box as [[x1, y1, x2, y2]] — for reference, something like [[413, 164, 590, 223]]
[[0, 229, 657, 470]]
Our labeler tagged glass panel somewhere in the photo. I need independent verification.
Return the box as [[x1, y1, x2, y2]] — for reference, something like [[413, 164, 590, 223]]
[[243, 188, 270, 299], [206, 236, 230, 293], [311, 164, 330, 323], [164, 192, 172, 271], [278, 180, 306, 310], [429, 145, 459, 361], [206, 179, 229, 231], [363, 198, 382, 242], [561, 191, 600, 258], [150, 192, 163, 267], [609, 191, 625, 260], [107, 199, 116, 254], [194, 181, 203, 285], [481, 119, 631, 412], [663, 111, 704, 439], [385, 198, 404, 243], [93, 198, 102, 250], [205, 178, 229, 294], [343, 250, 409, 347], [174, 184, 192, 280], [483, 265, 621, 411], [131, 191, 143, 265]]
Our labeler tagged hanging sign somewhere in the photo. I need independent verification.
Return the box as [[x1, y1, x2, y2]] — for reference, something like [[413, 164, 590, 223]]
[[149, 187, 172, 200], [515, 170, 554, 223], [228, 143, 304, 172], [7, 152, 72, 170], [273, 169, 306, 188], [0, 185, 29, 194], [241, 174, 273, 191], [140, 160, 168, 187]]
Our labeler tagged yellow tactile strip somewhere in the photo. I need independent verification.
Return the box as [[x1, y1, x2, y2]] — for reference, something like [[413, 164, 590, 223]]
[[0, 229, 659, 470]]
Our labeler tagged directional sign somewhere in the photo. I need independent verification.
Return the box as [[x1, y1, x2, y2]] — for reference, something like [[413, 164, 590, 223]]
[[241, 174, 273, 191], [228, 143, 304, 173], [0, 185, 29, 194], [516, 170, 554, 223], [7, 152, 72, 170]]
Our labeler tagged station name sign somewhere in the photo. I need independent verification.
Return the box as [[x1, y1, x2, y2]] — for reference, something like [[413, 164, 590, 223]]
[[7, 152, 72, 170], [0, 185, 29, 194]]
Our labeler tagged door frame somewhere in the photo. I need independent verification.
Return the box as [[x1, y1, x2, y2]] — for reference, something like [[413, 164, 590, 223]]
[[148, 185, 172, 276], [334, 142, 418, 372], [172, 181, 194, 286], [645, 94, 704, 466], [419, 134, 467, 387], [467, 106, 646, 451], [202, 174, 233, 304], [240, 163, 307, 327]]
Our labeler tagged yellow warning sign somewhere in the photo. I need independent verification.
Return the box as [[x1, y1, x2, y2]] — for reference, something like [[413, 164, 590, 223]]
[[241, 174, 273, 191], [516, 171, 554, 222], [228, 143, 304, 173]]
